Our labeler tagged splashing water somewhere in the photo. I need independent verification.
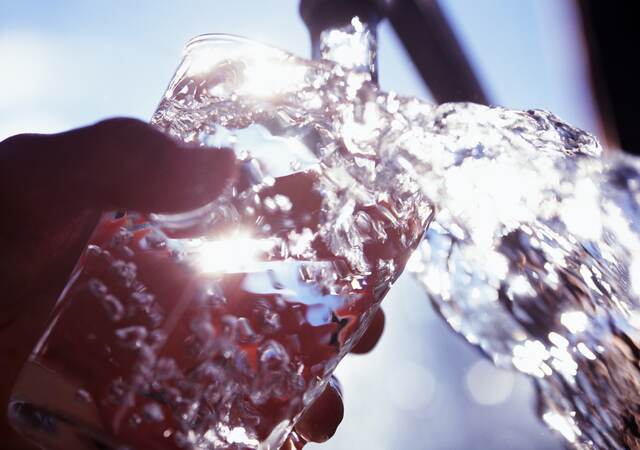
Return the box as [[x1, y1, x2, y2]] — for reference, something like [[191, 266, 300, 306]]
[[9, 35, 433, 450], [10, 29, 640, 450], [406, 104, 640, 448]]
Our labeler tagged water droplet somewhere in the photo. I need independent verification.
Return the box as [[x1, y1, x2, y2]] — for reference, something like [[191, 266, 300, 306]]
[[140, 230, 167, 250], [87, 278, 108, 298], [198, 285, 227, 310], [129, 413, 142, 428], [74, 389, 92, 404], [109, 227, 133, 249], [130, 291, 154, 306], [101, 294, 124, 321], [155, 357, 179, 381], [111, 260, 137, 287], [148, 329, 167, 349], [263, 196, 278, 212], [142, 402, 165, 422], [259, 340, 290, 371], [190, 316, 215, 343], [236, 317, 256, 344], [109, 378, 127, 403], [115, 326, 148, 348], [261, 310, 280, 334], [87, 245, 102, 257]]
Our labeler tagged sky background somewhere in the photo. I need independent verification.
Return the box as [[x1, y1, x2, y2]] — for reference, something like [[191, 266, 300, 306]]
[[1, 1, 601, 449]]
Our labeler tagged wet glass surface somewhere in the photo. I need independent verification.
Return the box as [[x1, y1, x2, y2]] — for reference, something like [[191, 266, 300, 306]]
[[9, 35, 433, 449]]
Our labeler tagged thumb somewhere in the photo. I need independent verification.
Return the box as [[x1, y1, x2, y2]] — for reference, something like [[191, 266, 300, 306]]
[[0, 118, 235, 216]]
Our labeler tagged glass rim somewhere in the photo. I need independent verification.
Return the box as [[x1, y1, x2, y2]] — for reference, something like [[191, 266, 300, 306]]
[[184, 33, 273, 54]]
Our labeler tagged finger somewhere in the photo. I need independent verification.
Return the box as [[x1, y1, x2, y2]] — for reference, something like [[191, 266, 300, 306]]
[[294, 376, 343, 443], [351, 308, 385, 354], [0, 118, 235, 216]]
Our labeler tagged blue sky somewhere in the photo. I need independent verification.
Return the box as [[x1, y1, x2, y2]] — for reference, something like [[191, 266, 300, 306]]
[[1, 0, 599, 140]]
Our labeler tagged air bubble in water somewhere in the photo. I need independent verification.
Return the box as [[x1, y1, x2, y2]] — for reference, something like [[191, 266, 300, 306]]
[[115, 326, 148, 348], [155, 357, 179, 381], [259, 340, 290, 371], [87, 278, 108, 298], [236, 318, 256, 344], [74, 389, 92, 404], [101, 294, 124, 321], [111, 260, 137, 287], [143, 402, 165, 422]]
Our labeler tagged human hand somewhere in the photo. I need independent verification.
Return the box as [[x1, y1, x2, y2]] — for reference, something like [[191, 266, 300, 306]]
[[0, 118, 385, 449], [281, 307, 385, 449]]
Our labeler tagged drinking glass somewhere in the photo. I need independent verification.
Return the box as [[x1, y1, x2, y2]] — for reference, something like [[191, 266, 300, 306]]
[[9, 34, 433, 449]]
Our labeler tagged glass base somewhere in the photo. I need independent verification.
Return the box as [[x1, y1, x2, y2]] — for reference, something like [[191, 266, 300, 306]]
[[9, 402, 124, 450], [9, 360, 123, 450]]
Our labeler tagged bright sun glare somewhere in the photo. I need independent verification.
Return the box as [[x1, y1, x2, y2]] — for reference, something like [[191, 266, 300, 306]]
[[194, 232, 275, 274], [186, 38, 307, 98]]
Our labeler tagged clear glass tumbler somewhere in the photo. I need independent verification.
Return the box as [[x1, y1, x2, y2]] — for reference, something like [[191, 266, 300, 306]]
[[9, 34, 433, 449]]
